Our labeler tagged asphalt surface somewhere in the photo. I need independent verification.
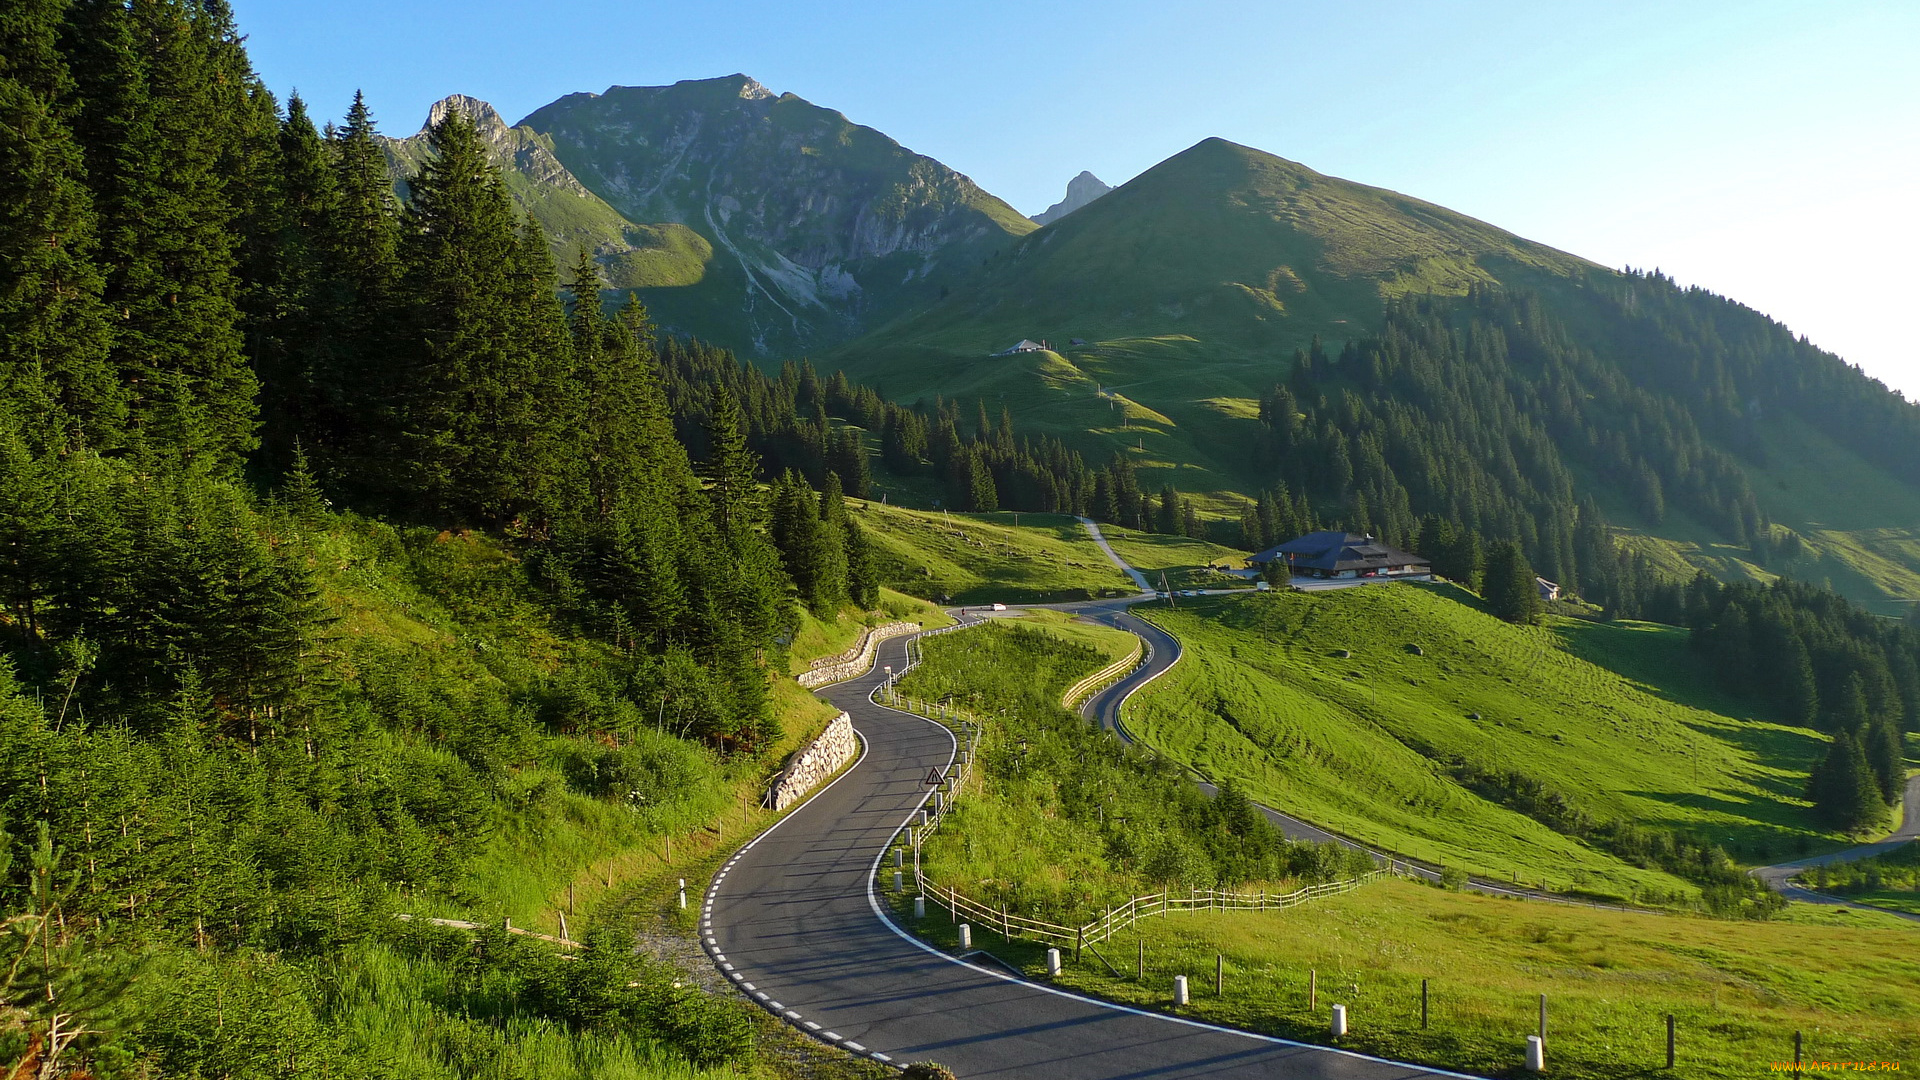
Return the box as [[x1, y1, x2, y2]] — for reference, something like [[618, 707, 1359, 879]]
[[1750, 773, 1920, 923], [703, 620, 1466, 1078]]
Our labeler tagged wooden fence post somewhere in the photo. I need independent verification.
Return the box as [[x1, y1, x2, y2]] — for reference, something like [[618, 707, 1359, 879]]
[[1216, 954, 1224, 996], [1666, 1013, 1675, 1069], [1422, 978, 1429, 1029], [1310, 968, 1317, 1011]]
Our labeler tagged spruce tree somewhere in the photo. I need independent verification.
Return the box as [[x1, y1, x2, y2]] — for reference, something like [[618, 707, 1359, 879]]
[[1807, 731, 1885, 832], [66, 0, 259, 469], [1860, 715, 1904, 805], [1483, 540, 1542, 625], [0, 0, 119, 452], [251, 92, 336, 478], [814, 473, 850, 613], [845, 515, 878, 609], [312, 90, 400, 491], [395, 106, 544, 521]]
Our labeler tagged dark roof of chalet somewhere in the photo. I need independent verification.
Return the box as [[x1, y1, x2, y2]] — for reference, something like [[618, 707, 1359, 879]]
[[1249, 531, 1429, 572]]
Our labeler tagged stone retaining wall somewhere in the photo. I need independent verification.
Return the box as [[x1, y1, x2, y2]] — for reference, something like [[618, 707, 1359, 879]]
[[797, 621, 919, 688], [768, 712, 858, 811]]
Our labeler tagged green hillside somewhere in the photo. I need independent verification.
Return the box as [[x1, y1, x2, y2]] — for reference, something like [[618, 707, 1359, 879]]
[[1050, 879, 1919, 1080], [851, 504, 1135, 603], [824, 137, 1592, 483], [1124, 586, 1852, 902], [823, 139, 1920, 613]]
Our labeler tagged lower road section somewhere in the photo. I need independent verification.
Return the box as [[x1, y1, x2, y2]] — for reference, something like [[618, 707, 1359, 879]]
[[704, 624, 1461, 1078]]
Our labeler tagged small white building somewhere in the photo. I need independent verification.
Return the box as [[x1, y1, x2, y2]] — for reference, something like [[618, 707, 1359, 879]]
[[1537, 577, 1560, 602], [994, 339, 1046, 356]]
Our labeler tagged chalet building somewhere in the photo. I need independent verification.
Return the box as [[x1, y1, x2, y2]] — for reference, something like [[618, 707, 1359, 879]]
[[1248, 531, 1432, 581], [1536, 577, 1560, 602], [994, 339, 1047, 355]]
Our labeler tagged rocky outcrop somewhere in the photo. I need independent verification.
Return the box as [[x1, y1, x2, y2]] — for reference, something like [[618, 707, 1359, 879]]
[[797, 621, 919, 689], [768, 712, 858, 811], [1032, 171, 1112, 226]]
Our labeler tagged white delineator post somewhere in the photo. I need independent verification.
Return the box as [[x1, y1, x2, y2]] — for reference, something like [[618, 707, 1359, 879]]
[[1331, 1004, 1348, 1037], [958, 924, 972, 950], [893, 870, 904, 892], [677, 878, 686, 909], [913, 895, 925, 919], [1526, 1035, 1545, 1071], [1173, 976, 1189, 1007], [1046, 948, 1062, 977]]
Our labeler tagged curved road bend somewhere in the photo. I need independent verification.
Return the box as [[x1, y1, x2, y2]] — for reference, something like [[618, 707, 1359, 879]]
[[703, 620, 1465, 1078], [1751, 774, 1920, 924]]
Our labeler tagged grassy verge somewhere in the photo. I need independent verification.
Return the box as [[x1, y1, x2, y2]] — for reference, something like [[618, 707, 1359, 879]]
[[1124, 586, 1848, 903], [853, 503, 1135, 602], [302, 520, 890, 1079], [1794, 841, 1920, 916], [894, 615, 1374, 926], [783, 587, 952, 675], [1096, 525, 1253, 589], [1036, 877, 1920, 1079]]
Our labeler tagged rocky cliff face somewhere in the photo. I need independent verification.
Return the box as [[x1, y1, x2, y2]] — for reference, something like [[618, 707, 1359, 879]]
[[1031, 170, 1113, 226], [519, 75, 1035, 354]]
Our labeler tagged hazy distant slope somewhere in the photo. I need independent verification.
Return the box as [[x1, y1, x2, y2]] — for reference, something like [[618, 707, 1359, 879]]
[[1031, 170, 1111, 225], [846, 137, 1594, 356], [519, 75, 1036, 354]]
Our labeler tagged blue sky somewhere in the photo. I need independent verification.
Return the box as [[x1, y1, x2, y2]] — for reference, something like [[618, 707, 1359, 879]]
[[236, 0, 1919, 397]]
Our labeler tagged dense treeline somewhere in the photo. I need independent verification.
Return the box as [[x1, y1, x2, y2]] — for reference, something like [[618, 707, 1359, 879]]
[[1686, 575, 1917, 831], [652, 340, 1100, 517], [0, 2, 860, 1074], [1588, 268, 1920, 495], [1245, 293, 1729, 618]]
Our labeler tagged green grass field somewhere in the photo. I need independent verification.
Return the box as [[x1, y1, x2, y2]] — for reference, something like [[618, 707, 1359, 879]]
[[1123, 585, 1855, 902], [852, 502, 1137, 602], [1038, 878, 1919, 1080], [1095, 524, 1253, 587]]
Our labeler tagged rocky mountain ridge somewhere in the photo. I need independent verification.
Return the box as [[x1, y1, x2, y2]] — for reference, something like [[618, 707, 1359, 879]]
[[1031, 170, 1112, 225]]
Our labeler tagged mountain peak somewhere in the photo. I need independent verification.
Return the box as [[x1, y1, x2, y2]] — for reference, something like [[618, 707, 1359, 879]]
[[423, 94, 506, 135], [1031, 170, 1113, 226]]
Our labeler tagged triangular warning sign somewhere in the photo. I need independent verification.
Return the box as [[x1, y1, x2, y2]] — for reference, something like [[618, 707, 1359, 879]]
[[924, 767, 945, 787]]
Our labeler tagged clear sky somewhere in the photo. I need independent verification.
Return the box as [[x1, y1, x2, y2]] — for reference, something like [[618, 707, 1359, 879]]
[[235, 0, 1919, 398]]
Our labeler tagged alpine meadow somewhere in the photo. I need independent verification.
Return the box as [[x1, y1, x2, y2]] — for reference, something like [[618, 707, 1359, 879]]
[[2, 2, 1917, 1078]]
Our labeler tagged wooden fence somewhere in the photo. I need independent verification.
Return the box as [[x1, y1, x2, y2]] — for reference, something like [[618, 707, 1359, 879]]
[[1060, 637, 1146, 712]]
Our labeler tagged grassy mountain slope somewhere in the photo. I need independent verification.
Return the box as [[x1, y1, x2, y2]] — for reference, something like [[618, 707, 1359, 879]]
[[851, 503, 1136, 603], [826, 138, 1920, 610], [822, 138, 1606, 498], [1124, 586, 1857, 901], [518, 76, 1035, 355]]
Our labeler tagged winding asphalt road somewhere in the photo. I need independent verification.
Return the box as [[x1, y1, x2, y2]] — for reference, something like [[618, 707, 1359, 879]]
[[701, 618, 1465, 1077], [1750, 774, 1920, 923]]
